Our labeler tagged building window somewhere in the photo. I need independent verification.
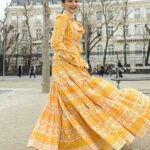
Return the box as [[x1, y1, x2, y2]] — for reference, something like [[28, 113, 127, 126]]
[[97, 45, 103, 55], [108, 26, 113, 36], [22, 29, 28, 40], [135, 24, 142, 35], [11, 16, 17, 24], [37, 47, 42, 54], [51, 0, 59, 4], [36, 29, 42, 40], [123, 8, 129, 19], [36, 0, 42, 5], [12, 0, 17, 6], [107, 10, 113, 19], [96, 11, 102, 21], [22, 15, 27, 21], [35, 15, 42, 25], [108, 44, 115, 56], [146, 8, 150, 20], [125, 25, 129, 35], [126, 44, 130, 55], [97, 27, 102, 36], [134, 8, 140, 19], [12, 30, 17, 37], [135, 43, 142, 56], [22, 15, 27, 25]]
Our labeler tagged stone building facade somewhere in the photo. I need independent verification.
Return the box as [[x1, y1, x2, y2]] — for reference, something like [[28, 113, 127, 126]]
[[4, 0, 150, 73]]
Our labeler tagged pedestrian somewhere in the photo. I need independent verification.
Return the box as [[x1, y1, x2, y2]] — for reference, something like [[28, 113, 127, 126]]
[[27, 0, 150, 150], [29, 64, 36, 78], [116, 60, 124, 78], [104, 66, 109, 76], [17, 65, 22, 77], [100, 65, 105, 76]]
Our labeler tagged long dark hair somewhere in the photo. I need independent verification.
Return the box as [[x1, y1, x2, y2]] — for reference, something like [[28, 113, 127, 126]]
[[61, 0, 66, 3]]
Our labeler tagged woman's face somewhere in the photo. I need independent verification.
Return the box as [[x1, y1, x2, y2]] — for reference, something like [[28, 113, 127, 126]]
[[62, 0, 78, 14]]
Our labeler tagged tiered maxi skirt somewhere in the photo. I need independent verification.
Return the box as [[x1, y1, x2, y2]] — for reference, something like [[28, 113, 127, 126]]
[[27, 59, 150, 150]]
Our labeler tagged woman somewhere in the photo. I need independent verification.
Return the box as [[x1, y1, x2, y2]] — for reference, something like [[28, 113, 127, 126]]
[[27, 0, 150, 150]]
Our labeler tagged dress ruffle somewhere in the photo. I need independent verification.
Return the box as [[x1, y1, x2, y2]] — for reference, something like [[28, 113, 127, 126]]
[[27, 60, 150, 150]]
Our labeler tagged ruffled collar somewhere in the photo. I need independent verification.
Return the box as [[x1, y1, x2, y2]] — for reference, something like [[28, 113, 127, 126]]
[[63, 10, 84, 33], [73, 21, 85, 33], [63, 10, 73, 20]]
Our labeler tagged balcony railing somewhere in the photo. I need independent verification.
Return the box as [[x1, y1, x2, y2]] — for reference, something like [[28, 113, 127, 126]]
[[116, 34, 150, 42]]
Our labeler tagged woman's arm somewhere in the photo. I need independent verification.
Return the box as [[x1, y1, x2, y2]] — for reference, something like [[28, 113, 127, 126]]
[[51, 15, 89, 68], [51, 15, 74, 61]]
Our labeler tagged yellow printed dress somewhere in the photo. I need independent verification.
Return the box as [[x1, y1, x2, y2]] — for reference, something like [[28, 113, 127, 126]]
[[27, 11, 150, 150]]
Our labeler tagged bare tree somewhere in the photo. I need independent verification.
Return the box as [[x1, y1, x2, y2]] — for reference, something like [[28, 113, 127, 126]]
[[0, 13, 20, 76], [122, 0, 129, 66], [98, 0, 123, 66], [139, 23, 148, 66], [145, 24, 150, 65], [23, 0, 33, 68], [82, 0, 102, 72], [0, 8, 31, 76], [41, 0, 50, 93]]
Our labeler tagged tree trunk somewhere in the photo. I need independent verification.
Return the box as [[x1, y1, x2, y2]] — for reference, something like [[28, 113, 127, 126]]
[[123, 42, 127, 66], [103, 38, 109, 66], [145, 40, 150, 66], [83, 16, 92, 72], [123, 24, 127, 66], [123, 1, 128, 66], [86, 39, 92, 72], [41, 0, 50, 93], [145, 24, 150, 66], [24, 4, 32, 68]]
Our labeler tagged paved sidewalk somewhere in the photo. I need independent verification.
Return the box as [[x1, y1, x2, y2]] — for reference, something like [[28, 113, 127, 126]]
[[0, 75, 149, 150]]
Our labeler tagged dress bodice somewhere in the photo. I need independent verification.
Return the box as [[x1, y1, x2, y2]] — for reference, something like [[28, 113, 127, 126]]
[[51, 11, 88, 68]]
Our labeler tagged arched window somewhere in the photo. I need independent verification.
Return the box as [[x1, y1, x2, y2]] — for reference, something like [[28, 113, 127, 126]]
[[126, 44, 130, 55], [97, 45, 103, 55], [108, 44, 115, 56], [135, 43, 142, 56]]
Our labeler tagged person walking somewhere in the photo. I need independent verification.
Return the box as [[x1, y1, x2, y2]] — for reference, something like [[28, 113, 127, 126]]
[[29, 64, 36, 78], [27, 1, 150, 150], [100, 65, 105, 76], [116, 60, 124, 78], [17, 65, 22, 78]]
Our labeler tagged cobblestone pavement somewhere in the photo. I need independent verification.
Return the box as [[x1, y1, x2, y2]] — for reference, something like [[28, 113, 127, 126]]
[[0, 74, 149, 150]]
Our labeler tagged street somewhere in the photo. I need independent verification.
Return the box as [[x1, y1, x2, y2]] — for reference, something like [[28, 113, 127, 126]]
[[0, 74, 150, 150]]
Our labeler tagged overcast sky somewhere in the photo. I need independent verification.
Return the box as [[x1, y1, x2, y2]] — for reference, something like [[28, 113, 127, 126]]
[[0, 0, 11, 19]]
